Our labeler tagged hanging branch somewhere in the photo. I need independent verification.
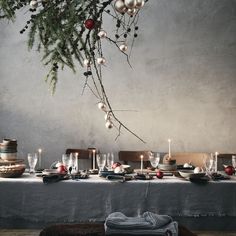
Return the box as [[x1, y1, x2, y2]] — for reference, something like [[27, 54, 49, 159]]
[[0, 0, 147, 143]]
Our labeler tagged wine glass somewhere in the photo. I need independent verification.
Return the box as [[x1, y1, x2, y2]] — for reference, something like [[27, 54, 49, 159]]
[[96, 153, 107, 172], [107, 153, 114, 171], [148, 152, 160, 169], [203, 154, 215, 175], [28, 153, 38, 174], [62, 154, 70, 172]]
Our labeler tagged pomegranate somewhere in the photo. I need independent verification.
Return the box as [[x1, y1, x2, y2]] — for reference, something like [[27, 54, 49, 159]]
[[57, 164, 67, 174], [112, 162, 122, 169], [156, 170, 164, 179], [224, 165, 235, 176]]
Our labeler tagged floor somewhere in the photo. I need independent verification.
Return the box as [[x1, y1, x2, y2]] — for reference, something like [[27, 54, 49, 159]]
[[0, 229, 236, 236]]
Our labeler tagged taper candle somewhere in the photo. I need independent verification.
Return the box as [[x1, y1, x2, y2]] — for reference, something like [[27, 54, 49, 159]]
[[92, 149, 96, 169], [215, 152, 219, 172], [168, 139, 171, 158], [140, 155, 144, 173], [38, 148, 42, 169]]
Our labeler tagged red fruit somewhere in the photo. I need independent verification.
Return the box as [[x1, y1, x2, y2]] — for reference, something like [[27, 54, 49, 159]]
[[57, 165, 67, 174], [156, 170, 164, 179], [112, 162, 121, 169], [84, 19, 95, 29], [224, 166, 235, 175]]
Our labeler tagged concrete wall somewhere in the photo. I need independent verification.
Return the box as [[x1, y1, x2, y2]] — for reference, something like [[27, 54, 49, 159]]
[[0, 0, 236, 167]]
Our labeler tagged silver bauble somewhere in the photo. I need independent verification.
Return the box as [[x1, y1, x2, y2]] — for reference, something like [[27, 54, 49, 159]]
[[119, 43, 128, 52], [124, 0, 137, 9], [83, 59, 92, 67], [30, 0, 38, 9], [97, 57, 106, 65], [135, 0, 145, 9], [114, 0, 127, 14], [105, 120, 113, 129], [104, 112, 112, 121], [98, 102, 107, 111], [127, 8, 137, 16], [98, 30, 107, 39]]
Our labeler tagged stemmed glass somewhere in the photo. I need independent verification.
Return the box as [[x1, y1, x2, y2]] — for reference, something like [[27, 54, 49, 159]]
[[62, 154, 70, 173], [107, 153, 114, 171], [28, 153, 38, 174], [203, 154, 215, 176], [96, 153, 107, 172], [148, 152, 160, 169]]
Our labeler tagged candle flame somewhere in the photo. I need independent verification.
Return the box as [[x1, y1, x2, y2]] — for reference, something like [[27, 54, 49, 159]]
[[38, 148, 42, 153]]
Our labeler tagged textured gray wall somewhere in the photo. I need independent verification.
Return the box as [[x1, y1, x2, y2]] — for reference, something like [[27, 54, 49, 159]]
[[0, 0, 236, 167]]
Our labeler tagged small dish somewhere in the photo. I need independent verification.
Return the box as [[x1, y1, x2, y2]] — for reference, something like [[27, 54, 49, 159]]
[[158, 163, 177, 171], [99, 170, 125, 177], [179, 170, 205, 179]]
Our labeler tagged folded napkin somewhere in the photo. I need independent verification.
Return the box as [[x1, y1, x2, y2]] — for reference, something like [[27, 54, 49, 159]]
[[105, 221, 178, 235], [106, 212, 173, 230], [43, 174, 68, 184]]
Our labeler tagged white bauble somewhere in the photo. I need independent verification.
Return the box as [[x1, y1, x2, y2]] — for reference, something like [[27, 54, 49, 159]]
[[194, 167, 202, 173], [30, 0, 38, 9], [114, 0, 127, 14], [119, 43, 128, 52], [104, 112, 110, 121], [124, 0, 137, 9], [105, 120, 113, 129], [97, 57, 106, 65], [127, 8, 137, 15], [135, 0, 145, 9], [98, 30, 107, 39], [98, 102, 106, 111], [183, 163, 191, 168], [83, 59, 92, 67]]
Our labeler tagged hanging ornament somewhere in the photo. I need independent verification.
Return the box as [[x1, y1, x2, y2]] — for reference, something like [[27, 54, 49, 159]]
[[114, 0, 128, 14], [105, 120, 114, 129], [84, 19, 95, 30], [30, 0, 38, 9], [119, 43, 128, 52], [97, 57, 106, 65], [127, 8, 137, 16], [135, 0, 145, 9], [124, 0, 137, 9], [104, 112, 112, 121], [83, 59, 92, 67], [98, 30, 107, 39], [98, 102, 107, 111]]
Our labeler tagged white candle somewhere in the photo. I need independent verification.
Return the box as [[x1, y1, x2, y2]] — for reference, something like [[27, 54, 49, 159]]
[[215, 152, 219, 172], [38, 148, 42, 169], [140, 155, 144, 173], [168, 139, 171, 158], [92, 149, 96, 169]]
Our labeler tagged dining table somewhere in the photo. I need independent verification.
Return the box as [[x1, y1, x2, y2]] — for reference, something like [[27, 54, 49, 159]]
[[0, 173, 236, 231]]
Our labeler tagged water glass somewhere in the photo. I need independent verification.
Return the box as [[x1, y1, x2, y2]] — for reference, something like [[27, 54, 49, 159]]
[[96, 153, 107, 172], [28, 153, 38, 174], [149, 152, 160, 168], [107, 153, 114, 171]]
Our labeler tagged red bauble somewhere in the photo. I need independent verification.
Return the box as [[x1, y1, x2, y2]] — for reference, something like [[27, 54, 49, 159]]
[[84, 19, 95, 29], [112, 162, 122, 169], [156, 170, 164, 179], [224, 166, 235, 175]]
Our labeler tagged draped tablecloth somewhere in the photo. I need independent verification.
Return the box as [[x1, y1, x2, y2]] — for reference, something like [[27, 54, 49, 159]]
[[0, 174, 236, 230]]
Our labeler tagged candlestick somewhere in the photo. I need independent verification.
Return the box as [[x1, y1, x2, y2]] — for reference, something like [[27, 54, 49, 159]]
[[38, 148, 42, 169], [168, 139, 171, 158], [140, 155, 144, 173], [92, 149, 96, 170], [215, 152, 219, 172]]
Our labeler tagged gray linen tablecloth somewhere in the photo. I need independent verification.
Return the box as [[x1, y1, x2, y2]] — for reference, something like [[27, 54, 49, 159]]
[[0, 174, 236, 230]]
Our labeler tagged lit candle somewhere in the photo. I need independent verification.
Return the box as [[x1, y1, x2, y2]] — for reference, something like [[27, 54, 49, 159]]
[[168, 139, 171, 158], [92, 149, 96, 169], [38, 148, 42, 169], [215, 152, 219, 172], [140, 155, 144, 173]]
